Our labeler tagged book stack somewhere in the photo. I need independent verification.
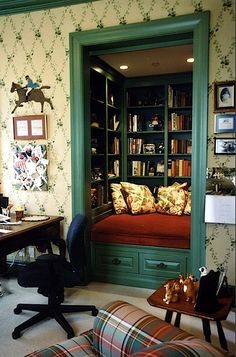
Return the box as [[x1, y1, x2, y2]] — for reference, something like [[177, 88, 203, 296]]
[[128, 138, 143, 154], [169, 113, 192, 131], [128, 114, 143, 132], [170, 139, 192, 154], [169, 159, 191, 177], [110, 137, 120, 154], [168, 85, 192, 107]]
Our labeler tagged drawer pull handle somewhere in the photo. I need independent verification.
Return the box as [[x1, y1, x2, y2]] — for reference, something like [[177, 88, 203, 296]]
[[112, 258, 121, 265], [157, 262, 167, 269]]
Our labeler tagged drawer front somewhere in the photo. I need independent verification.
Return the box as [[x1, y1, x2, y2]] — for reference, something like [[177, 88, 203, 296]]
[[140, 252, 188, 278], [93, 246, 138, 274]]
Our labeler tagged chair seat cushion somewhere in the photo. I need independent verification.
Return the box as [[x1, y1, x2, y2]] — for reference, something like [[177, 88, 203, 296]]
[[18, 259, 80, 289]]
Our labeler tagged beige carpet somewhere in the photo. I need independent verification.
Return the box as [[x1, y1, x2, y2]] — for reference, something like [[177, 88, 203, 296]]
[[0, 277, 235, 357]]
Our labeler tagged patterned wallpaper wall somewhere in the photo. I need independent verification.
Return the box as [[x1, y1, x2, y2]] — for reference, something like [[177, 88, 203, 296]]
[[0, 0, 235, 284]]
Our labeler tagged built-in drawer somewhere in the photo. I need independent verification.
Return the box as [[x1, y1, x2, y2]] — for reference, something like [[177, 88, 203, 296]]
[[140, 251, 188, 279], [92, 245, 138, 274]]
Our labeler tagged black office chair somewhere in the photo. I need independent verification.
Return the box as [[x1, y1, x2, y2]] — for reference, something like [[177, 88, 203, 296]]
[[12, 214, 98, 339]]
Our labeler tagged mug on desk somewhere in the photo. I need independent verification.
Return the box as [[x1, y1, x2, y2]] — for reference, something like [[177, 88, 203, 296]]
[[15, 205, 24, 221]]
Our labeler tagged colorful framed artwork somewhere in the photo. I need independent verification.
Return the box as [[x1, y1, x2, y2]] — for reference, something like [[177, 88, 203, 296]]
[[13, 143, 49, 191], [214, 113, 236, 133], [13, 114, 47, 140], [214, 137, 236, 155], [214, 81, 235, 113]]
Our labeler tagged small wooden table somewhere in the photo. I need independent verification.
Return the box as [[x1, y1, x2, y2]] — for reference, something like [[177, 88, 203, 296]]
[[147, 284, 234, 351]]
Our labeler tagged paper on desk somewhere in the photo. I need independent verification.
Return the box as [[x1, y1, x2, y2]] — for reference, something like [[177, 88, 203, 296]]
[[0, 228, 12, 233]]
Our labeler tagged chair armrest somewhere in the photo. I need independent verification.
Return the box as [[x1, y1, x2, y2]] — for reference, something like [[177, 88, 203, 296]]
[[92, 300, 194, 356]]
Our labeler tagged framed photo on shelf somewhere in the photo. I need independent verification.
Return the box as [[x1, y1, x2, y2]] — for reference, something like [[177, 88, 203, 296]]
[[214, 137, 236, 155], [143, 143, 155, 154], [13, 114, 47, 140], [214, 113, 236, 133], [214, 81, 235, 113]]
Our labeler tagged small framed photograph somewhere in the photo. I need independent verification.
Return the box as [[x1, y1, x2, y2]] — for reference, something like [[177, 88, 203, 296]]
[[214, 137, 236, 155], [143, 143, 155, 154], [214, 113, 236, 133], [214, 81, 235, 113], [13, 115, 47, 140]]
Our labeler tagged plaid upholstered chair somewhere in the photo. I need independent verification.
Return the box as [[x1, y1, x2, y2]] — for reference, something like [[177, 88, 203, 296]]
[[25, 300, 227, 357]]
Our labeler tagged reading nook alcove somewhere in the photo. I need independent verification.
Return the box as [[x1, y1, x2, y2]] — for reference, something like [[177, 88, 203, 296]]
[[70, 12, 209, 288]]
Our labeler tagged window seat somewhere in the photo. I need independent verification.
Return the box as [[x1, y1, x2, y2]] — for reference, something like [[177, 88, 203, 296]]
[[91, 212, 190, 249]]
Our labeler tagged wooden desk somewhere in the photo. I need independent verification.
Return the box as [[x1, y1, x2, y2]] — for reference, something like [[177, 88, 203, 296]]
[[147, 284, 234, 351], [0, 216, 64, 272]]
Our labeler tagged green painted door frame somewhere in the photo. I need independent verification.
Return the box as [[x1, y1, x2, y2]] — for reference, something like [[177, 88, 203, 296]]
[[70, 12, 209, 277]]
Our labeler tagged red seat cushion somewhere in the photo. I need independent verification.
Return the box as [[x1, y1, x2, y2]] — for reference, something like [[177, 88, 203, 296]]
[[91, 213, 190, 249]]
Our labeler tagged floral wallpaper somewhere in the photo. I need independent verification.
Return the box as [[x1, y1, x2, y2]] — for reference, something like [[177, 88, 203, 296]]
[[0, 0, 235, 284]]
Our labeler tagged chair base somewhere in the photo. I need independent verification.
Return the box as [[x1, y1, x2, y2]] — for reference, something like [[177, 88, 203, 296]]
[[12, 303, 98, 339]]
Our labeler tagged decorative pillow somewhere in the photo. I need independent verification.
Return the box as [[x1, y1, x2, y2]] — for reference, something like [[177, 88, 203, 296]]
[[120, 182, 156, 215], [184, 191, 191, 215], [172, 182, 191, 215], [156, 182, 187, 215], [110, 183, 129, 214]]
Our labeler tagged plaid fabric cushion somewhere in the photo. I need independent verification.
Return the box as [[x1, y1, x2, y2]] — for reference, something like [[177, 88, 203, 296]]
[[130, 340, 227, 357], [93, 300, 196, 357], [25, 331, 97, 357]]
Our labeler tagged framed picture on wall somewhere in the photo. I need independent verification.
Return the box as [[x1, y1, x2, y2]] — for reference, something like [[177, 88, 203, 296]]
[[214, 113, 236, 133], [214, 137, 236, 155], [13, 114, 47, 140], [214, 81, 235, 113]]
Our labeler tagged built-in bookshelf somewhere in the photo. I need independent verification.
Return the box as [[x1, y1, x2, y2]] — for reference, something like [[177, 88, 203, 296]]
[[167, 81, 192, 186], [90, 69, 192, 215], [124, 74, 192, 192], [90, 64, 123, 215]]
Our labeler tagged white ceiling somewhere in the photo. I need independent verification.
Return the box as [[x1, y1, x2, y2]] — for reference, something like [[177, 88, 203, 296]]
[[99, 44, 193, 77]]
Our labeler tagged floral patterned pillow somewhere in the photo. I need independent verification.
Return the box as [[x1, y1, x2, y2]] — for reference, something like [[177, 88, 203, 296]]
[[120, 182, 156, 215], [110, 183, 129, 214], [156, 182, 187, 215], [183, 191, 191, 215]]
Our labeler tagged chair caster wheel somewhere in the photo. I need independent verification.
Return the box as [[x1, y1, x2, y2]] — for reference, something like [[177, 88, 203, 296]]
[[12, 330, 21, 339], [14, 307, 22, 314], [92, 308, 99, 316]]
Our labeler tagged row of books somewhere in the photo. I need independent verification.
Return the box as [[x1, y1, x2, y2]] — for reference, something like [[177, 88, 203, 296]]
[[109, 137, 120, 154], [108, 114, 120, 131], [168, 85, 192, 107], [129, 160, 164, 177], [170, 139, 192, 154], [128, 114, 143, 132], [128, 138, 144, 154], [168, 159, 191, 177], [108, 159, 120, 177], [168, 113, 192, 131]]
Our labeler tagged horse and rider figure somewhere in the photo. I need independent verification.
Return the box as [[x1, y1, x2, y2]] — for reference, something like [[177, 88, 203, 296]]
[[10, 76, 54, 114]]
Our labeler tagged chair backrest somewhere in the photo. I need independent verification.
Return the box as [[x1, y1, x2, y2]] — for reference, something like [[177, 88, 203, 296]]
[[66, 214, 88, 275]]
